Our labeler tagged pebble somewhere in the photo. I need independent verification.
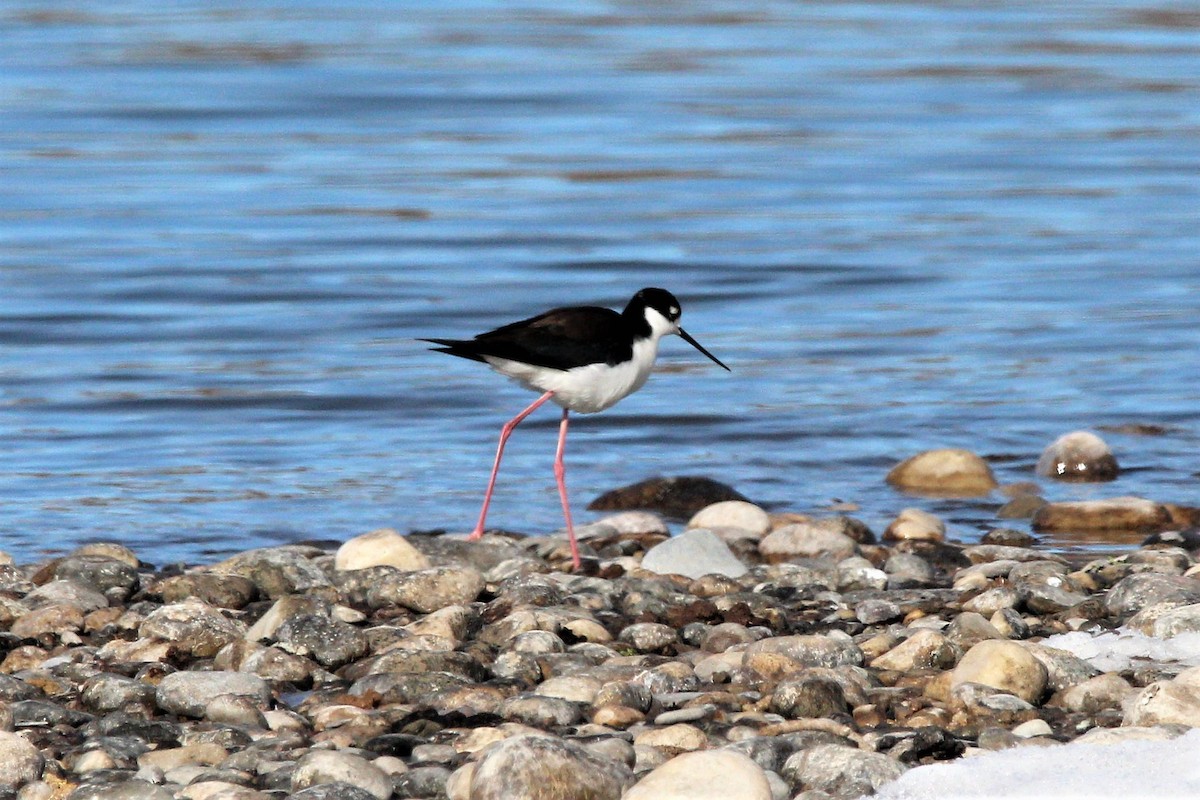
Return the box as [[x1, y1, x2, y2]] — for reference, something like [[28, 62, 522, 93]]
[[783, 744, 907, 797], [759, 522, 858, 561], [1035, 430, 1119, 481], [0, 486, 1197, 800], [950, 640, 1048, 705], [155, 671, 271, 719], [883, 508, 946, 543], [291, 751, 393, 800], [640, 528, 748, 579], [624, 749, 773, 800], [885, 448, 998, 496], [335, 527, 431, 572], [687, 500, 771, 536], [0, 731, 44, 788], [465, 734, 633, 800], [870, 629, 958, 672], [139, 598, 247, 658], [1032, 496, 1173, 534], [366, 565, 485, 613]]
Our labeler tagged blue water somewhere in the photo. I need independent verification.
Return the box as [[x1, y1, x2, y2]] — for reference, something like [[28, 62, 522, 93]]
[[1, 1, 1198, 564]]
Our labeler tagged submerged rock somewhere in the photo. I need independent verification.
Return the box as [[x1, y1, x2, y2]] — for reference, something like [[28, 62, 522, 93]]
[[1032, 497, 1173, 534], [588, 476, 750, 519], [1036, 431, 1119, 482], [886, 449, 998, 496], [466, 734, 633, 800]]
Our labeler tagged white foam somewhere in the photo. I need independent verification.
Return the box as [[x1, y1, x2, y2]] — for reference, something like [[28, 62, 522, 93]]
[[1041, 628, 1200, 672], [874, 728, 1200, 799]]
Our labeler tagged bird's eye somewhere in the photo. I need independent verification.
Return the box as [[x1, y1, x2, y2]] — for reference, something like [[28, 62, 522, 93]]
[[669, 306, 679, 317]]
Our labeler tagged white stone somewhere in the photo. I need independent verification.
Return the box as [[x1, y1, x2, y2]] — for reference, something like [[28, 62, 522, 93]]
[[624, 749, 772, 800], [641, 528, 747, 579], [687, 501, 770, 536], [291, 750, 393, 800], [335, 528, 430, 572]]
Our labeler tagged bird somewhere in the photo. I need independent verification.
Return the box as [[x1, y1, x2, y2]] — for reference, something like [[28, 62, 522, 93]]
[[423, 287, 729, 569]]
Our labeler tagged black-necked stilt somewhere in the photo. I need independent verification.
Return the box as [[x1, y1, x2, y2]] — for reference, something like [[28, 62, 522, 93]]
[[423, 287, 729, 569]]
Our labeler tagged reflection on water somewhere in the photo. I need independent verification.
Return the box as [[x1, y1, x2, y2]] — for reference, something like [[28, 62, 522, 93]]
[[1, 1, 1198, 563]]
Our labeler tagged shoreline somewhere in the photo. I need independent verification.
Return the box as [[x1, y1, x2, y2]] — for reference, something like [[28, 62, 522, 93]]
[[2, 484, 1200, 799]]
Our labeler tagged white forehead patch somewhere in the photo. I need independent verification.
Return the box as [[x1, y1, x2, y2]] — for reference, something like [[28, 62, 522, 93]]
[[669, 305, 679, 316]]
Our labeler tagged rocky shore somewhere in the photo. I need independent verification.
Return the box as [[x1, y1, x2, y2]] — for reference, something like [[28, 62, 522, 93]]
[[3, 435, 1200, 800]]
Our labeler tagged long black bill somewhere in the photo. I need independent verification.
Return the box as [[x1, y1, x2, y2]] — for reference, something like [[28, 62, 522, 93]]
[[678, 327, 730, 371]]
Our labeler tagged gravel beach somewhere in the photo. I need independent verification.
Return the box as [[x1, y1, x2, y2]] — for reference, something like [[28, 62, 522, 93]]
[[3, 442, 1200, 800]]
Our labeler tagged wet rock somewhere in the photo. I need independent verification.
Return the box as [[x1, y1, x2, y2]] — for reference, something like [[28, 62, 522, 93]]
[[744, 635, 864, 668], [1032, 497, 1173, 534], [81, 674, 156, 714], [624, 749, 772, 800], [26, 578, 108, 612], [950, 640, 1048, 705], [588, 476, 750, 519], [595, 511, 670, 535], [634, 723, 709, 753], [883, 508, 946, 543], [990, 608, 1030, 639], [367, 565, 484, 612], [997, 493, 1047, 519], [782, 744, 906, 798], [273, 611, 368, 669], [944, 612, 1004, 650], [1022, 642, 1099, 692], [1124, 676, 1200, 727], [335, 528, 431, 572], [619, 622, 677, 653], [886, 449, 998, 496], [687, 501, 771, 536], [54, 554, 140, 600], [855, 597, 902, 624], [151, 573, 257, 609], [289, 783, 379, 800], [883, 552, 937, 589], [139, 598, 246, 658], [963, 587, 1019, 617], [838, 557, 889, 592], [770, 673, 848, 719], [11, 603, 84, 639], [1145, 603, 1200, 638], [1103, 573, 1200, 620], [760, 522, 858, 561], [0, 730, 44, 787], [212, 546, 333, 599], [73, 541, 140, 567], [291, 751, 393, 800], [155, 671, 271, 719], [979, 528, 1036, 548], [66, 781, 174, 800], [1058, 673, 1134, 713], [870, 629, 958, 672], [499, 695, 583, 728], [640, 529, 747, 579], [137, 742, 227, 772], [1019, 582, 1089, 615], [1036, 431, 1118, 482], [467, 734, 633, 800]]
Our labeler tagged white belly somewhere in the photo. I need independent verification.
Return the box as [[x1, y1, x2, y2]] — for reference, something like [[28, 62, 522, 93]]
[[484, 338, 660, 414]]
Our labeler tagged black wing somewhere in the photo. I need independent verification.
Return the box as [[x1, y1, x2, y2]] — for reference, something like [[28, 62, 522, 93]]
[[423, 305, 633, 370]]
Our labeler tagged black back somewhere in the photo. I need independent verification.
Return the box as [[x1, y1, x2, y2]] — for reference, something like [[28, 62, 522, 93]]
[[423, 287, 679, 370]]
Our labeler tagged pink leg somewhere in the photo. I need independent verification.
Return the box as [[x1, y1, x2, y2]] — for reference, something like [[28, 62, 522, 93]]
[[470, 391, 555, 540], [553, 408, 581, 570]]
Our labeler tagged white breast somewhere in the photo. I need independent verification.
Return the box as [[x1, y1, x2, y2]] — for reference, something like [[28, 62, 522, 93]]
[[484, 336, 661, 414]]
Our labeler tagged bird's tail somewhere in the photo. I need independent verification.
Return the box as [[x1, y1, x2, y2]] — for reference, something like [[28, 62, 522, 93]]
[[418, 338, 488, 363]]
